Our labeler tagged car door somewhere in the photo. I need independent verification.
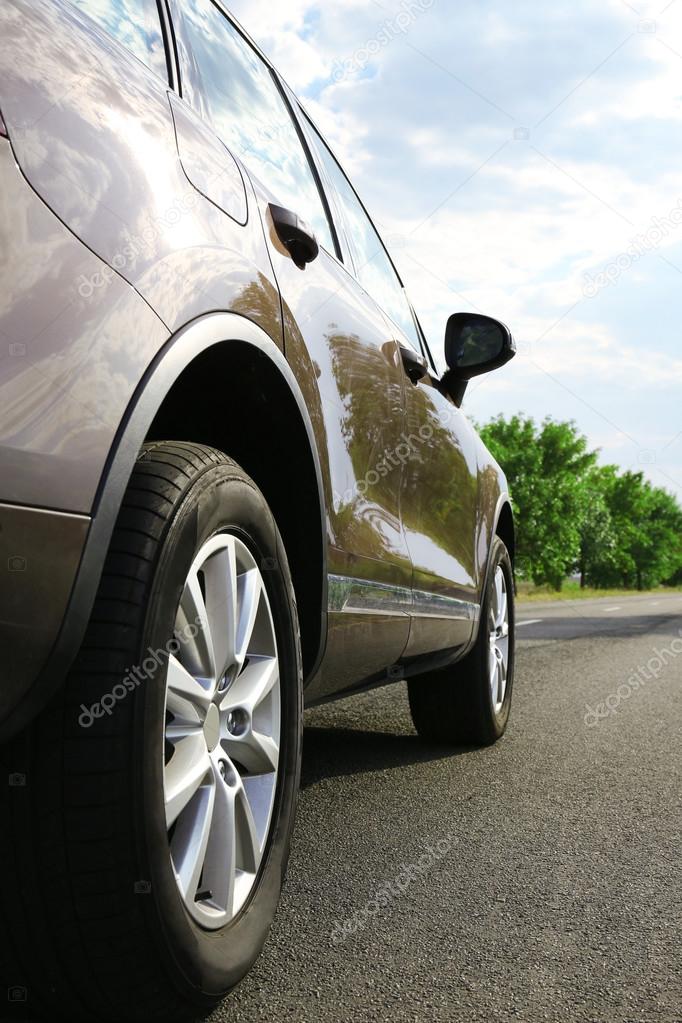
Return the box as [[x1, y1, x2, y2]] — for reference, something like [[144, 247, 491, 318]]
[[392, 329, 482, 657], [299, 117, 482, 659], [170, 0, 413, 695]]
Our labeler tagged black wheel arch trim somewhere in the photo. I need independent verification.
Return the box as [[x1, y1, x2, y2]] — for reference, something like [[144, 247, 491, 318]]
[[461, 494, 515, 657], [0, 312, 328, 741]]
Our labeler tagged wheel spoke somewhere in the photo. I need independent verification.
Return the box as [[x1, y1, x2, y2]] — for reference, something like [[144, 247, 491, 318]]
[[235, 782, 261, 873], [220, 656, 278, 715], [497, 634, 510, 672], [235, 569, 263, 667], [494, 569, 506, 630], [222, 728, 279, 775], [497, 587, 507, 633], [166, 654, 211, 727], [176, 569, 216, 685], [489, 644, 500, 707], [170, 781, 215, 903], [202, 541, 238, 684], [201, 768, 237, 917], [165, 733, 211, 827]]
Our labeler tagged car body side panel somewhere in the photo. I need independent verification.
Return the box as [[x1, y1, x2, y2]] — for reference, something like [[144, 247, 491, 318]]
[[392, 358, 483, 657], [0, 139, 168, 512], [0, 0, 282, 341], [403, 380, 481, 592]]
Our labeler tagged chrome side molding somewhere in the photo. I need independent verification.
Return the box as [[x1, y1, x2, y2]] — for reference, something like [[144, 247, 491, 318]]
[[328, 575, 479, 622], [328, 576, 411, 617]]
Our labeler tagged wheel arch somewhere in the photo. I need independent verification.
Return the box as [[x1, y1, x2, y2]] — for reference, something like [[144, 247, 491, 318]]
[[495, 498, 515, 566], [143, 331, 328, 681], [460, 494, 515, 661], [4, 313, 328, 738]]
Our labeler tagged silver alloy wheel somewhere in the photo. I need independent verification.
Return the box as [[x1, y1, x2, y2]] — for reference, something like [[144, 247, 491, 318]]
[[163, 533, 281, 930], [488, 565, 510, 714]]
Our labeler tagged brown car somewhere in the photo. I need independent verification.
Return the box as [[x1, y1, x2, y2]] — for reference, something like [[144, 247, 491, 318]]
[[0, 1, 516, 1019]]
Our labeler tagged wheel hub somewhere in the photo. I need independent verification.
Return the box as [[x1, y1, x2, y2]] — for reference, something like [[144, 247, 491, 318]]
[[203, 703, 221, 752]]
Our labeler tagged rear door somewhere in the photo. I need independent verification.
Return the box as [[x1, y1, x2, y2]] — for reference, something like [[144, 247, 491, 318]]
[[170, 0, 413, 696]]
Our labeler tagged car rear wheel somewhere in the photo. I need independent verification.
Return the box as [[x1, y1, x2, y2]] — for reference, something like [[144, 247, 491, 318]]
[[408, 536, 515, 746], [0, 442, 302, 1022]]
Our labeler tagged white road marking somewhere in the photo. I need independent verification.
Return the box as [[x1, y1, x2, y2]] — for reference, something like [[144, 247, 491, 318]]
[[517, 619, 543, 627], [604, 606, 621, 612]]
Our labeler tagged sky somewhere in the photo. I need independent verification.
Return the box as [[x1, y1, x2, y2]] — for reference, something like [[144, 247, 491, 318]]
[[228, 0, 682, 501]]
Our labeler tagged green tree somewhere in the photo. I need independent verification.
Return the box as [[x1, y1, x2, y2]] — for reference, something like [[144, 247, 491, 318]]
[[480, 415, 596, 589], [589, 471, 682, 589], [479, 415, 682, 591], [578, 465, 617, 588]]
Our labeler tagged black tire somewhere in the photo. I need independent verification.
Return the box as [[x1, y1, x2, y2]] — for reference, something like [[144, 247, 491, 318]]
[[408, 537, 515, 746], [0, 442, 303, 1022]]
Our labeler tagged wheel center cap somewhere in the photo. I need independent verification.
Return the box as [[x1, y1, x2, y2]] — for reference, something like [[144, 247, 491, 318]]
[[203, 703, 221, 752]]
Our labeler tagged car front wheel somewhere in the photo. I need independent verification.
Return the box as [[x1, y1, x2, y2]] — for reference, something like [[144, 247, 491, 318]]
[[408, 536, 515, 746]]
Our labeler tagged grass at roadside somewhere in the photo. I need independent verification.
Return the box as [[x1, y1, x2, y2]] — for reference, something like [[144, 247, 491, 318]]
[[516, 580, 682, 603]]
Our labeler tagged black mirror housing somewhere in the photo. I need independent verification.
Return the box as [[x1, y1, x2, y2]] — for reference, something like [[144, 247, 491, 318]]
[[444, 312, 516, 381]]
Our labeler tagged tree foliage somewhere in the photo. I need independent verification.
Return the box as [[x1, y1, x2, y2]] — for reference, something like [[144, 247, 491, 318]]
[[479, 415, 682, 591]]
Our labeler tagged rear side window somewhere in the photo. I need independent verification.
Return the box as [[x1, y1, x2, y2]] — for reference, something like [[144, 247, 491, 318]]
[[179, 0, 335, 254], [304, 118, 422, 350], [70, 0, 168, 79]]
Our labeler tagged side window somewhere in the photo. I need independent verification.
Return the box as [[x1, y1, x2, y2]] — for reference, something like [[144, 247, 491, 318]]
[[70, 0, 168, 79], [304, 117, 422, 350], [179, 0, 335, 254]]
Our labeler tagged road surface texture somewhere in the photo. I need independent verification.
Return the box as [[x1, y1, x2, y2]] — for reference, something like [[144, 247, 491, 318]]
[[212, 592, 682, 1023]]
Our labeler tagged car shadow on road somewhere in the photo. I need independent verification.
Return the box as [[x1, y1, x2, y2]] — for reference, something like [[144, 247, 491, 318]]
[[300, 725, 476, 788]]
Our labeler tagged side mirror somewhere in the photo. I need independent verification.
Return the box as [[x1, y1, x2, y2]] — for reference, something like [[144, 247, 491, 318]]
[[444, 312, 516, 380]]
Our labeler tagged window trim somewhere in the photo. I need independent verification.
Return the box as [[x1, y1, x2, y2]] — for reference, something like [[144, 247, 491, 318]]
[[67, 0, 173, 85], [158, 0, 181, 94], [291, 109, 355, 273], [410, 304, 438, 373], [298, 107, 433, 362], [271, 75, 344, 263]]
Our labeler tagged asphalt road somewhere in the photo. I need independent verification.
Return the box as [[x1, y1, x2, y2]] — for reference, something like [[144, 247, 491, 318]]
[[212, 592, 682, 1023]]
